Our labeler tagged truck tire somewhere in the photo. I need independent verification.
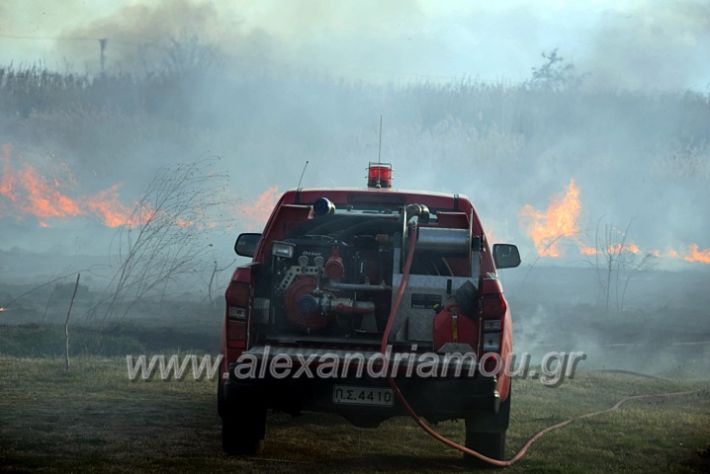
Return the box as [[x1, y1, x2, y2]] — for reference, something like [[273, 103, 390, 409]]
[[464, 431, 506, 464], [463, 391, 511, 466], [221, 413, 265, 455], [220, 382, 267, 455]]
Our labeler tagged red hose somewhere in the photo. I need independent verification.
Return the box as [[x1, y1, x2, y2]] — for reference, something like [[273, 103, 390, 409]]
[[379, 223, 698, 467], [379, 225, 417, 356]]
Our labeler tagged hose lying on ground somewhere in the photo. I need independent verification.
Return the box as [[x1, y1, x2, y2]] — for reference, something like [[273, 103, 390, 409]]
[[380, 223, 700, 467]]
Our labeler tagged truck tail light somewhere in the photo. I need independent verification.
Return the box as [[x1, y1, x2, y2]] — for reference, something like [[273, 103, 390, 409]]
[[480, 293, 507, 319], [226, 282, 250, 348], [480, 293, 506, 355]]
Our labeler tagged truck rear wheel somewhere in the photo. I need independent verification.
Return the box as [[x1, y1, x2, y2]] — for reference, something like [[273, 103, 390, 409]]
[[464, 430, 506, 464], [220, 382, 267, 455], [463, 391, 511, 466], [221, 413, 266, 455]]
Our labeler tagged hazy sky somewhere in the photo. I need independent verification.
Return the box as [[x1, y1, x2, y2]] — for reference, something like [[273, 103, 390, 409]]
[[0, 0, 708, 89]]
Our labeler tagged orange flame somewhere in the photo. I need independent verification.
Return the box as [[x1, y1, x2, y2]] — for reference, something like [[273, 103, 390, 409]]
[[0, 146, 183, 229], [684, 243, 710, 264], [85, 186, 134, 227], [84, 185, 155, 228], [578, 243, 710, 263], [16, 166, 83, 221], [518, 180, 690, 262], [237, 186, 280, 231], [1, 145, 83, 225], [519, 179, 581, 257], [576, 243, 640, 256], [578, 244, 597, 256], [1, 146, 84, 226], [518, 180, 706, 263], [605, 242, 641, 254]]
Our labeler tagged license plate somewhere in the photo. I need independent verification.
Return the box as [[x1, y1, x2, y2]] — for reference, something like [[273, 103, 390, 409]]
[[333, 385, 394, 407]]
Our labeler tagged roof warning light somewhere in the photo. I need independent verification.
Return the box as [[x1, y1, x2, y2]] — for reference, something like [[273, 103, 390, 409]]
[[367, 163, 393, 188]]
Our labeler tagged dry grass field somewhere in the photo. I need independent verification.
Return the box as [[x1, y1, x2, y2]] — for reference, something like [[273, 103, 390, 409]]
[[1, 355, 708, 473]]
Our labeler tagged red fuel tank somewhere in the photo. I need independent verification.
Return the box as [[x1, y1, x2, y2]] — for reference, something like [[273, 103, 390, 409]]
[[432, 304, 478, 352]]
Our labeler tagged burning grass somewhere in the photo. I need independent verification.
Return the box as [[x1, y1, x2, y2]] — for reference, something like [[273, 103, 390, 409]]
[[0, 142, 278, 232], [0, 144, 148, 228], [518, 179, 710, 264], [519, 178, 581, 257], [1, 64, 709, 267]]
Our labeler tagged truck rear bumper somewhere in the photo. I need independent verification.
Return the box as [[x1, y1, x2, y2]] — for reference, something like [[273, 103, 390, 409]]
[[225, 354, 499, 423]]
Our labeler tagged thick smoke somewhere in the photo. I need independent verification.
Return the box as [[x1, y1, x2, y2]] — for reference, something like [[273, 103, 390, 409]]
[[39, 0, 710, 90], [583, 1, 710, 91], [1, 1, 709, 376], [54, 0, 272, 72]]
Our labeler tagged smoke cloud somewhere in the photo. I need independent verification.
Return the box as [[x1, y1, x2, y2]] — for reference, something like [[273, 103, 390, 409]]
[[1, 1, 707, 90], [582, 1, 710, 91], [1, 1, 709, 379], [1, 0, 709, 267]]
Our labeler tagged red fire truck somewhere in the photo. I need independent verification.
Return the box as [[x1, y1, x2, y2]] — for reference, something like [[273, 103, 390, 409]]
[[218, 164, 520, 460]]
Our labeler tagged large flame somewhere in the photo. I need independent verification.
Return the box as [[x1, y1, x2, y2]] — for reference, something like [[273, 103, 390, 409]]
[[1, 145, 82, 225], [1, 146, 277, 231], [0, 145, 157, 228], [519, 179, 581, 257], [519, 178, 708, 264], [16, 166, 83, 220]]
